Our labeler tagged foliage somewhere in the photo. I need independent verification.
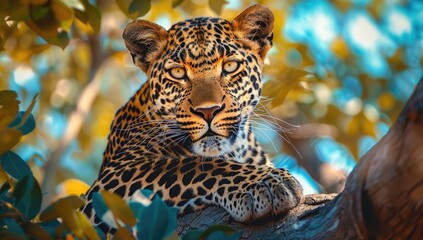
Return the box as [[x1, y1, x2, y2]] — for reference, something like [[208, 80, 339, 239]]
[[1, 0, 101, 49], [0, 0, 422, 237]]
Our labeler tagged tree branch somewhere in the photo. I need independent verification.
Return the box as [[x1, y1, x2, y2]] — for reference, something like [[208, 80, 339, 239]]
[[41, 34, 111, 210]]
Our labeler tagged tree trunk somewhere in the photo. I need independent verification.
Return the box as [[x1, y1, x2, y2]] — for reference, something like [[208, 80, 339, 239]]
[[176, 77, 423, 239]]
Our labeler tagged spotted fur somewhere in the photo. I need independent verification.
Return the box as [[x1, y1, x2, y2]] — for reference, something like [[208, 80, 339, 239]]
[[83, 4, 303, 233]]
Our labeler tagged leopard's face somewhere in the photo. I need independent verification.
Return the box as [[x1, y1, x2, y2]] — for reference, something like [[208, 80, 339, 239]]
[[123, 9, 274, 157]]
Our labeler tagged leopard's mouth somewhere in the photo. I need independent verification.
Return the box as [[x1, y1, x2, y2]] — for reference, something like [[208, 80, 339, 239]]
[[191, 135, 226, 157], [190, 123, 241, 157], [195, 129, 226, 141]]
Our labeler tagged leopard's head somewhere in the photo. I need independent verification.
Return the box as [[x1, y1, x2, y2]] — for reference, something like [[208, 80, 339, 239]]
[[123, 5, 274, 157]]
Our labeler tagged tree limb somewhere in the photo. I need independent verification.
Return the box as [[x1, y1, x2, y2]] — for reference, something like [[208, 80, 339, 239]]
[[41, 34, 111, 210], [176, 77, 423, 239]]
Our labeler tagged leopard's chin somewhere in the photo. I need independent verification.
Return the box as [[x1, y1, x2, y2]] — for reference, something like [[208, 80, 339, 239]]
[[191, 135, 232, 157]]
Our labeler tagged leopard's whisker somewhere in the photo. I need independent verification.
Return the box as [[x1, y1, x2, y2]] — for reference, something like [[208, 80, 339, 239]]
[[249, 119, 292, 142]]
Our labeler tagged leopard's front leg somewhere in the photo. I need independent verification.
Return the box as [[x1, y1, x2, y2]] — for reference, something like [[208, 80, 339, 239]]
[[178, 158, 303, 222], [83, 156, 303, 225]]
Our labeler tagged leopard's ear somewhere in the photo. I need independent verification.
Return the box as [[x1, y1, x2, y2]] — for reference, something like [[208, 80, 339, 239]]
[[123, 20, 168, 73], [232, 4, 274, 59]]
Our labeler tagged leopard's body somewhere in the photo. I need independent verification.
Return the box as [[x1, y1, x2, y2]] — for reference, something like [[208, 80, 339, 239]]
[[83, 5, 303, 233]]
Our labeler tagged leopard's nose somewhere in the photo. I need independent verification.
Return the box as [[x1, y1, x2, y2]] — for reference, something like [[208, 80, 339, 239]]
[[190, 104, 225, 122]]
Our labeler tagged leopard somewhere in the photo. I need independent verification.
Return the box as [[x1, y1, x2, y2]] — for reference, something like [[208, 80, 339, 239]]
[[82, 4, 303, 234]]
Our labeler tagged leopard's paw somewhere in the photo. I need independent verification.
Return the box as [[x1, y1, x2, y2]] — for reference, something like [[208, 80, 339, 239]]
[[226, 169, 303, 222]]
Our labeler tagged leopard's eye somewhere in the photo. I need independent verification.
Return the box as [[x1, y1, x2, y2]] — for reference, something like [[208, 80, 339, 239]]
[[170, 67, 186, 79], [223, 61, 240, 74]]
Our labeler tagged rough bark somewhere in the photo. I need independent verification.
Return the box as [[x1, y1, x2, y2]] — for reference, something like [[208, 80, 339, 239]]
[[176, 77, 423, 239]]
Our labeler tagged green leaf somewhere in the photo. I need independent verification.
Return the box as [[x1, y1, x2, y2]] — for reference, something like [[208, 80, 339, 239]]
[[166, 207, 178, 237], [9, 112, 36, 135], [101, 190, 137, 227], [0, 129, 22, 155], [13, 174, 42, 219], [202, 225, 238, 236], [14, 93, 38, 131], [0, 151, 32, 180], [74, 9, 88, 23], [0, 90, 20, 128], [128, 0, 151, 16], [4, 218, 27, 239], [86, 4, 101, 33], [182, 230, 202, 240], [137, 195, 178, 240], [129, 202, 146, 221], [209, 0, 227, 15], [95, 226, 107, 239], [0, 182, 11, 201], [172, 0, 185, 8], [31, 5, 50, 21], [49, 31, 70, 49], [116, 0, 150, 19], [205, 231, 241, 240], [74, 2, 101, 32], [92, 192, 109, 220], [185, 225, 240, 240], [26, 0, 73, 49], [39, 220, 61, 238], [73, 0, 91, 21], [140, 188, 154, 199]]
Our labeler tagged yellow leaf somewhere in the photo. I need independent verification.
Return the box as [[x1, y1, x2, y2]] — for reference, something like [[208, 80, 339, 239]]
[[56, 179, 90, 197], [262, 68, 313, 108], [209, 0, 227, 15], [75, 211, 101, 240], [116, 0, 141, 20], [52, 0, 74, 31], [0, 128, 22, 155], [112, 227, 135, 240], [40, 195, 84, 221], [0, 166, 9, 188], [0, 90, 20, 128], [101, 191, 137, 227]]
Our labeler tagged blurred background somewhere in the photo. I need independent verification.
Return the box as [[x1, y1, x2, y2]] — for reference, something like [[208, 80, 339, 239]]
[[1, 0, 422, 207]]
